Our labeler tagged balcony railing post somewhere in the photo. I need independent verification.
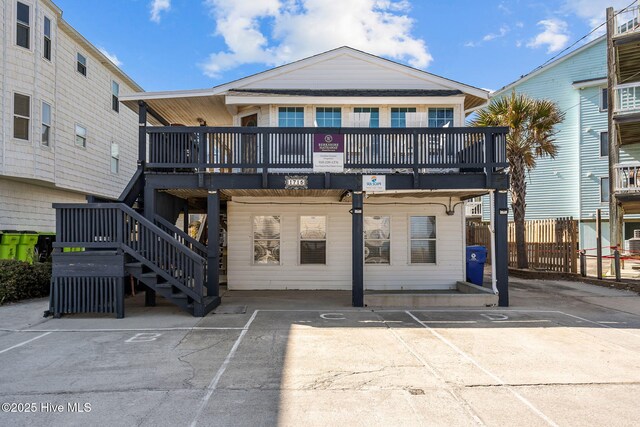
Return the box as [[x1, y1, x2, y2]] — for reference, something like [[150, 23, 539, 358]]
[[138, 101, 147, 165], [262, 131, 269, 188], [484, 129, 494, 187], [412, 130, 419, 188]]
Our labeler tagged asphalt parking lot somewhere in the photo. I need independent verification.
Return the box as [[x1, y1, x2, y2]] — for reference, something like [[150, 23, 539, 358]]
[[0, 278, 639, 427]]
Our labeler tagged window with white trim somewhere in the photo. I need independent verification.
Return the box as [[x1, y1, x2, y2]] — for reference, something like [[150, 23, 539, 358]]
[[43, 16, 51, 60], [601, 178, 610, 203], [600, 132, 609, 157], [600, 88, 608, 112], [316, 107, 341, 127], [278, 107, 305, 156], [300, 216, 326, 264], [428, 108, 454, 128], [13, 93, 30, 140], [410, 216, 436, 264], [111, 142, 119, 173], [253, 216, 280, 264], [364, 216, 390, 264], [42, 102, 51, 145], [16, 2, 30, 49], [353, 107, 379, 127], [77, 53, 87, 76], [390, 107, 416, 128], [75, 124, 87, 147], [112, 81, 119, 112]]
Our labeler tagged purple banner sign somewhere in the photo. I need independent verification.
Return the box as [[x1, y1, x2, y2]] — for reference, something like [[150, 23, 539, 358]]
[[313, 134, 344, 153]]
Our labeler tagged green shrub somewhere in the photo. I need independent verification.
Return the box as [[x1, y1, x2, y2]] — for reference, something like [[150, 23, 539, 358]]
[[0, 260, 51, 305]]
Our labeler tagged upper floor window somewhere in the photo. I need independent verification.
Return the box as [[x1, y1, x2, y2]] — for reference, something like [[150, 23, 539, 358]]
[[42, 102, 51, 146], [43, 16, 51, 60], [75, 124, 87, 147], [253, 216, 281, 265], [600, 88, 608, 112], [112, 81, 120, 112], [364, 216, 391, 264], [300, 216, 327, 264], [601, 178, 610, 203], [77, 53, 87, 76], [600, 132, 609, 157], [16, 2, 30, 49], [428, 108, 454, 128], [111, 143, 119, 173], [13, 93, 30, 140], [278, 107, 304, 127], [353, 107, 379, 128], [316, 107, 341, 127], [410, 216, 436, 264], [390, 107, 416, 128]]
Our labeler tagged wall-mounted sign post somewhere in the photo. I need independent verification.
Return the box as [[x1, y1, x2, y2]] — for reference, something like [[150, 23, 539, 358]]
[[313, 134, 344, 173]]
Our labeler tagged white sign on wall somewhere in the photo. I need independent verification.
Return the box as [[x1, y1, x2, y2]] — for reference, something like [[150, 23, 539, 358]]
[[362, 175, 386, 192]]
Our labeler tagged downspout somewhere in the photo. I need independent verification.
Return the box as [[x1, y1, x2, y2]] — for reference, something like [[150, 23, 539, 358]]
[[489, 189, 498, 295], [577, 89, 583, 250]]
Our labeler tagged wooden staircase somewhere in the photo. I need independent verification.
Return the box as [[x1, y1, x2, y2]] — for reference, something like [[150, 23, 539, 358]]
[[51, 202, 219, 317]]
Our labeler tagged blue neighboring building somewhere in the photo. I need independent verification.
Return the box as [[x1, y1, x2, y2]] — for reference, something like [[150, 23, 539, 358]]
[[484, 36, 640, 250]]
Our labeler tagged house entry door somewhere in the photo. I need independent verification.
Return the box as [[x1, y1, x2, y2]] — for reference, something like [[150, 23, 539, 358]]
[[241, 114, 258, 173]]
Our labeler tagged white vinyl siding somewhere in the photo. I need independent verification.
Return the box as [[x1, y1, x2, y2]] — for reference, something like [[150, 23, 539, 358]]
[[227, 197, 464, 290]]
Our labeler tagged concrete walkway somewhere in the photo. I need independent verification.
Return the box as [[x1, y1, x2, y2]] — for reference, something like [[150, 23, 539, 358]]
[[0, 278, 638, 426]]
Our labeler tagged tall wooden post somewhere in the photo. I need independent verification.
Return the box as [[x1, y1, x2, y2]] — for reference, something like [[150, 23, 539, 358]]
[[494, 190, 509, 307], [607, 7, 624, 275], [596, 208, 603, 280], [207, 190, 220, 298], [352, 191, 364, 307]]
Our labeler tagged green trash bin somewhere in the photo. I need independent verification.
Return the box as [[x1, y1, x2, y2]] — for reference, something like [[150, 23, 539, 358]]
[[19, 233, 39, 245], [0, 245, 17, 260], [1, 233, 21, 245], [16, 245, 35, 264]]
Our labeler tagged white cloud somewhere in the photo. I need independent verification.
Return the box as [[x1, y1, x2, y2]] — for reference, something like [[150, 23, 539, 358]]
[[200, 0, 432, 78], [98, 47, 122, 67], [527, 19, 570, 53], [563, 0, 630, 28], [150, 0, 170, 23], [482, 25, 510, 41]]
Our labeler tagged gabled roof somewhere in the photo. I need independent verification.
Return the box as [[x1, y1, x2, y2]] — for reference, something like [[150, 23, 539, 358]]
[[121, 46, 489, 124], [493, 35, 606, 97], [227, 89, 464, 97]]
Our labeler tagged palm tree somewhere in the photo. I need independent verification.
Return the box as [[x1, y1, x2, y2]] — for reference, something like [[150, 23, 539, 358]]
[[472, 91, 564, 269]]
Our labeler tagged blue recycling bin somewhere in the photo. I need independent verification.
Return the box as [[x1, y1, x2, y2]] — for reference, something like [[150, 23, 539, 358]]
[[466, 245, 487, 286]]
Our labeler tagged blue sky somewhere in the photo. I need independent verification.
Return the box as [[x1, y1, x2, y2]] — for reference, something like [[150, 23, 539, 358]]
[[54, 0, 627, 93]]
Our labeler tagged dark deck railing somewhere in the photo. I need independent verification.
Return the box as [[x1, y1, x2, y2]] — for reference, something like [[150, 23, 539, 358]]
[[145, 126, 508, 173], [53, 203, 205, 301]]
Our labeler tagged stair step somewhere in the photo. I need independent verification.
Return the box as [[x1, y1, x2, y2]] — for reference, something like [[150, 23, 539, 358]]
[[141, 272, 157, 278], [171, 293, 188, 299], [156, 283, 172, 289], [125, 262, 143, 268]]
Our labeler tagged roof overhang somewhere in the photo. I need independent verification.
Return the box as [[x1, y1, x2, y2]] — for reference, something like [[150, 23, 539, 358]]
[[572, 78, 607, 89]]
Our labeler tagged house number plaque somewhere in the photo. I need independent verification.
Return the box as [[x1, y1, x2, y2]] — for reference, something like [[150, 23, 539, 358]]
[[285, 176, 308, 190]]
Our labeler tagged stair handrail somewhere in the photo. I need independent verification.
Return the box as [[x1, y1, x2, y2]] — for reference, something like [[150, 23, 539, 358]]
[[154, 214, 207, 258], [53, 202, 205, 301]]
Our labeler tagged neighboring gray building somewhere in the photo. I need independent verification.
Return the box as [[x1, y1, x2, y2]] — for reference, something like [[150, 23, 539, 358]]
[[0, 0, 142, 231]]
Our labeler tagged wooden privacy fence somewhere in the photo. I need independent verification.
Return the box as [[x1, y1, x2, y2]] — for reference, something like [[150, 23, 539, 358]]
[[467, 218, 579, 273]]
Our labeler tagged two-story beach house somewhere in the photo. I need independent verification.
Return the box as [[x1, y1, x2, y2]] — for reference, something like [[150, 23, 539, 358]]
[[49, 47, 509, 317], [0, 0, 141, 232]]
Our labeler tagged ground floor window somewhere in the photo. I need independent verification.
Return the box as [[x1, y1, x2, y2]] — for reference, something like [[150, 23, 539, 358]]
[[253, 216, 281, 264], [364, 216, 391, 264], [410, 216, 436, 264], [299, 216, 326, 264]]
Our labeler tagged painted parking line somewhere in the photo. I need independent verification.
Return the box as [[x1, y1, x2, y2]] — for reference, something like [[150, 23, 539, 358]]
[[405, 310, 559, 427], [0, 327, 245, 333], [189, 309, 260, 427], [0, 331, 52, 355]]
